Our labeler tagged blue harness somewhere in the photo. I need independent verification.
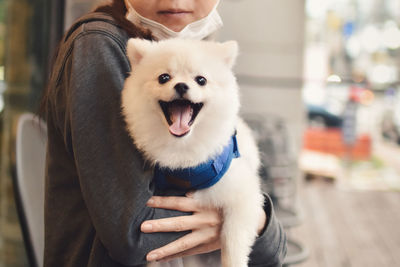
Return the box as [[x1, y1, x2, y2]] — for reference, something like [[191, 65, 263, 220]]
[[153, 134, 240, 191]]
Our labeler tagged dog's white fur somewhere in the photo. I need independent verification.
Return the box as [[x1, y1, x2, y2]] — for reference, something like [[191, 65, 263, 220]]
[[121, 38, 264, 267]]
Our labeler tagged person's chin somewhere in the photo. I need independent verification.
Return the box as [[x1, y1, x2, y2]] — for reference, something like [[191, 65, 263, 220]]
[[158, 16, 193, 31]]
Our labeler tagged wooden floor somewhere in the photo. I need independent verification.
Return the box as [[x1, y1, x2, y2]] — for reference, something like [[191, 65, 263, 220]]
[[289, 179, 400, 267]]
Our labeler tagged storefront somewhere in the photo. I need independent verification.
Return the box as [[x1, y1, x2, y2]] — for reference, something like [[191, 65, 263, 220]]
[[299, 0, 400, 203]]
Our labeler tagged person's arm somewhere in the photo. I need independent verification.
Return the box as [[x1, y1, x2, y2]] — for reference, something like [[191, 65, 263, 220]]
[[65, 29, 286, 266], [64, 32, 189, 266], [248, 194, 287, 266]]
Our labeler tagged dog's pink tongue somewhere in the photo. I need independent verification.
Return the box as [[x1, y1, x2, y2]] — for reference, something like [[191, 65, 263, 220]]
[[169, 104, 191, 136]]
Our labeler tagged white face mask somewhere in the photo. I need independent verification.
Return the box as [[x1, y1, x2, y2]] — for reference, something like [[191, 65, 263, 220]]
[[124, 0, 223, 40]]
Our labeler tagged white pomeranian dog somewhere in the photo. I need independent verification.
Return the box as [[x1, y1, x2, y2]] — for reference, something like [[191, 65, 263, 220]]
[[121, 38, 264, 267]]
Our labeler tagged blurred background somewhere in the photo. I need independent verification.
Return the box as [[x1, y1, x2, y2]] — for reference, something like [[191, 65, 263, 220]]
[[0, 0, 400, 266]]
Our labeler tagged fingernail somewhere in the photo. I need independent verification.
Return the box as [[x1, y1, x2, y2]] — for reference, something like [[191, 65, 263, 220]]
[[142, 223, 153, 231], [147, 253, 159, 261], [147, 198, 154, 205]]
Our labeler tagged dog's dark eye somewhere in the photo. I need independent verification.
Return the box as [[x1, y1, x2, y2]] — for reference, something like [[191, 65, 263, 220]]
[[158, 73, 171, 84], [195, 76, 207, 86]]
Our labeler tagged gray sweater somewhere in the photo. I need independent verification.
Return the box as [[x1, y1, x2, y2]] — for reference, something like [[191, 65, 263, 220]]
[[44, 12, 287, 267]]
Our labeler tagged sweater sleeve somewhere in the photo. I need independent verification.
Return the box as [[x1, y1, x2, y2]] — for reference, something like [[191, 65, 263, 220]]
[[249, 194, 287, 266], [64, 32, 188, 266]]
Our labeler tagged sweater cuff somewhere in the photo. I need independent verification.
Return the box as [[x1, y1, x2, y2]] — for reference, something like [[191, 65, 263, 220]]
[[248, 194, 287, 266]]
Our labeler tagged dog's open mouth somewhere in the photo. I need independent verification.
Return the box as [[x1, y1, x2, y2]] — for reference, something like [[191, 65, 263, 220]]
[[159, 99, 203, 137]]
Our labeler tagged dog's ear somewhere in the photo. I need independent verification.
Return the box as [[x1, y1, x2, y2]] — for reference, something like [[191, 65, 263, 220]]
[[126, 38, 153, 66], [218, 41, 239, 69]]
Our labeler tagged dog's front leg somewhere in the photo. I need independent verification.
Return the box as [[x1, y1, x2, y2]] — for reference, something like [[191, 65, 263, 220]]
[[220, 191, 264, 267]]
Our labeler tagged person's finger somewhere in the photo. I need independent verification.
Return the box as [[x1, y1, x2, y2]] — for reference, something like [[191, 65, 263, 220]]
[[146, 228, 218, 261], [160, 241, 221, 262], [185, 191, 195, 198], [141, 215, 200, 233], [146, 196, 200, 212], [141, 210, 221, 233]]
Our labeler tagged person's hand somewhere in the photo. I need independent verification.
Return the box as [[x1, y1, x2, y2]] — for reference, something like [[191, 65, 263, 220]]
[[141, 193, 222, 262], [141, 193, 267, 262]]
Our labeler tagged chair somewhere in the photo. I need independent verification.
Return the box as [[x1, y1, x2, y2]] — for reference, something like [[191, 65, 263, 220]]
[[243, 113, 309, 266], [15, 113, 47, 267]]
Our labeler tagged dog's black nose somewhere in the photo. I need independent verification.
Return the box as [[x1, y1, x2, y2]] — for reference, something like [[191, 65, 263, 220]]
[[174, 83, 189, 97]]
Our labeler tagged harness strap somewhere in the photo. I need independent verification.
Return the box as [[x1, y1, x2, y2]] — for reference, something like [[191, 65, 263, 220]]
[[154, 134, 240, 191]]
